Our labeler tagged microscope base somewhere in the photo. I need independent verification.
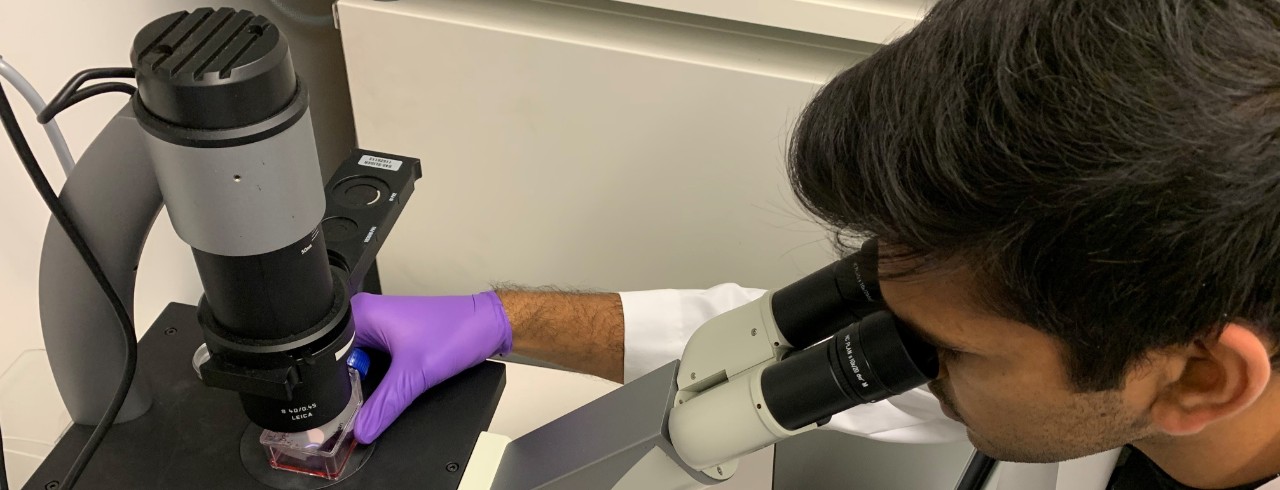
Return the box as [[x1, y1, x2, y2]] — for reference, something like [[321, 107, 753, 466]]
[[25, 302, 506, 490]]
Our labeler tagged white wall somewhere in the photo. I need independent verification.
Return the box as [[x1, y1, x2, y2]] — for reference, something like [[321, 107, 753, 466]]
[[0, 1, 354, 485]]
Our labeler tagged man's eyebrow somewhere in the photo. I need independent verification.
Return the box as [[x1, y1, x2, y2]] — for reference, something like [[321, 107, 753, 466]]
[[882, 305, 967, 352]]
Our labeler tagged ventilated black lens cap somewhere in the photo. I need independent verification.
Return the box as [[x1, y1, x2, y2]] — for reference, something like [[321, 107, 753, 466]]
[[131, 8, 296, 130]]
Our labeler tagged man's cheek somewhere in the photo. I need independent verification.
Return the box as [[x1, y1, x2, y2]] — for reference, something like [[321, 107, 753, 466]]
[[946, 365, 1006, 417]]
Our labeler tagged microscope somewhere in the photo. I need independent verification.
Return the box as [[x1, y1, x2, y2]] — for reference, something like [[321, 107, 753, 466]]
[[9, 7, 979, 490], [22, 7, 505, 489]]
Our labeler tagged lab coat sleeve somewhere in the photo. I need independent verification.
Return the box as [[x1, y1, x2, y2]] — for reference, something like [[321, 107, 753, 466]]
[[619, 283, 967, 444]]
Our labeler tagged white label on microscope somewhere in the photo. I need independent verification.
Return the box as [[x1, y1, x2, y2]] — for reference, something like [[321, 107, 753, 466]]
[[282, 402, 318, 421], [358, 155, 403, 171], [336, 336, 354, 361]]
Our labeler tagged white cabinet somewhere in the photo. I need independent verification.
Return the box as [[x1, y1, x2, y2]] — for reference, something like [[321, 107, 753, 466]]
[[336, 0, 877, 295], [607, 0, 938, 44]]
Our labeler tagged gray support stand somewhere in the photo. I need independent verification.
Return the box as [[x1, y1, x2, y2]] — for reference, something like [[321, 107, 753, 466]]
[[38, 105, 158, 424], [491, 362, 719, 489]]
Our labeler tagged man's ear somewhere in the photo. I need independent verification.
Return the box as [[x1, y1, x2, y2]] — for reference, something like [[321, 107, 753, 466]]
[[1149, 323, 1272, 436]]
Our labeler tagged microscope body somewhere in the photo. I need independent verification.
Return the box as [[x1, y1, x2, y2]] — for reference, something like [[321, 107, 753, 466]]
[[667, 290, 804, 477], [668, 242, 937, 480]]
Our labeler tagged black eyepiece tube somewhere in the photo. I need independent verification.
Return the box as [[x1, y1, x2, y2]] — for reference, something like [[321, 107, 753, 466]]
[[771, 239, 883, 349], [761, 310, 938, 431]]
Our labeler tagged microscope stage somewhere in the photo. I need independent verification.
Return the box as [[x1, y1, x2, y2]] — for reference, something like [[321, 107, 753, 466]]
[[25, 303, 505, 490]]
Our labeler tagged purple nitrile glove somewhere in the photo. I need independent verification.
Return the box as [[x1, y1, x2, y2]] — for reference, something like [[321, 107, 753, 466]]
[[350, 291, 513, 444]]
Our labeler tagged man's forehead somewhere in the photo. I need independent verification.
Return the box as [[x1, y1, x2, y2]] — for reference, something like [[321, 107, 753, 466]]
[[878, 257, 1052, 357], [876, 250, 977, 294], [877, 257, 995, 343]]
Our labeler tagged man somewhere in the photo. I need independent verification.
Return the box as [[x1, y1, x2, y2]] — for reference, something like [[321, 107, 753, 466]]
[[349, 0, 1280, 488]]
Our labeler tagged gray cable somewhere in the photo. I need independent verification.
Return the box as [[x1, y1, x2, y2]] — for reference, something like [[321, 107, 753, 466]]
[[0, 56, 76, 176]]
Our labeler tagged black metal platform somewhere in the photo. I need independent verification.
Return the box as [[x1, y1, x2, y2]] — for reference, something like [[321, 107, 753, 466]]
[[25, 302, 506, 489]]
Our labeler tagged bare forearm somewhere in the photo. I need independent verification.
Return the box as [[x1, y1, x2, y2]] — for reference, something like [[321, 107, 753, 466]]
[[494, 288, 625, 383]]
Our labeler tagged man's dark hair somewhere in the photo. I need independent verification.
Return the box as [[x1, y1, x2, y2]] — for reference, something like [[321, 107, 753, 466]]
[[788, 0, 1280, 391]]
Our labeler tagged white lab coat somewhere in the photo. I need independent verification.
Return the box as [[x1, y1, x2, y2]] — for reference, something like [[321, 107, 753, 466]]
[[618, 284, 1280, 490]]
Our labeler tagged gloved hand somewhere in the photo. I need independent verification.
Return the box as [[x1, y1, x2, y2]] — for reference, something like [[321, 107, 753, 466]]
[[350, 291, 513, 444]]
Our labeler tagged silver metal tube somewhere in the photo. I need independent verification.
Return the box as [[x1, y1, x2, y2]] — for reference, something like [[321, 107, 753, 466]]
[[141, 110, 326, 257], [0, 56, 77, 175]]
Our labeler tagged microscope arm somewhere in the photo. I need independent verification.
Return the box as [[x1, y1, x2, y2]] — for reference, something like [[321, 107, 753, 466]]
[[38, 105, 158, 425]]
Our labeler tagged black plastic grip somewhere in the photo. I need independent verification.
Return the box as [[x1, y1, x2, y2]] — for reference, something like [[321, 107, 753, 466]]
[[761, 310, 938, 431], [757, 339, 853, 431]]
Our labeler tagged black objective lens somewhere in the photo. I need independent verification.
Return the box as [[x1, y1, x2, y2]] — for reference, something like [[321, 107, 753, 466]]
[[760, 310, 939, 431]]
